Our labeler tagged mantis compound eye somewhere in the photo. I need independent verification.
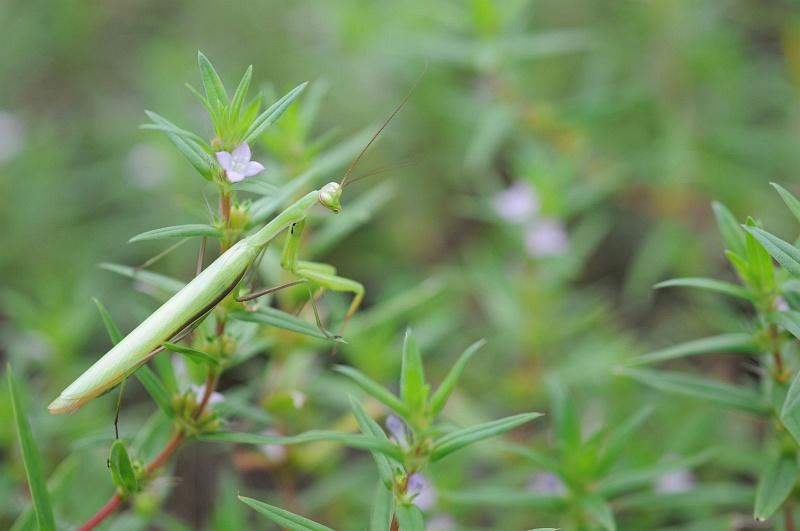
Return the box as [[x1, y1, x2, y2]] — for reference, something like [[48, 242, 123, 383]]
[[319, 182, 342, 213]]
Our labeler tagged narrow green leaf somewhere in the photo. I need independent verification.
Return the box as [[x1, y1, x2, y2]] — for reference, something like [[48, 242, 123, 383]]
[[768, 311, 800, 343], [239, 496, 334, 531], [429, 339, 486, 419], [619, 368, 769, 416], [162, 342, 220, 366], [430, 412, 542, 462], [230, 65, 253, 125], [134, 365, 175, 419], [99, 262, 186, 294], [144, 111, 214, 181], [772, 183, 800, 226], [712, 201, 746, 257], [654, 278, 756, 301], [139, 121, 212, 150], [547, 378, 582, 454], [595, 406, 653, 476], [754, 454, 798, 521], [333, 365, 408, 417], [152, 351, 179, 394], [580, 494, 616, 531], [745, 218, 775, 292], [93, 297, 123, 345], [370, 481, 394, 531], [184, 83, 215, 118], [625, 333, 760, 366], [231, 178, 278, 197], [7, 365, 55, 531], [724, 250, 753, 287], [744, 226, 800, 280], [350, 396, 395, 489], [198, 51, 229, 107], [244, 82, 308, 145], [780, 368, 800, 445], [229, 307, 345, 343], [400, 329, 428, 420], [393, 503, 425, 531], [109, 439, 138, 494], [200, 430, 404, 460], [9, 456, 78, 531], [128, 224, 222, 243]]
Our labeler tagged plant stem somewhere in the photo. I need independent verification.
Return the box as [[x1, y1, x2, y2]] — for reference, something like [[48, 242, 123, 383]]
[[192, 372, 219, 421], [146, 430, 187, 475], [787, 504, 796, 531], [79, 493, 123, 531]]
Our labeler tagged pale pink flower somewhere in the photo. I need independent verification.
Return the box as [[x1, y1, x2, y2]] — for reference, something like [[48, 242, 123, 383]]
[[524, 218, 569, 257], [492, 180, 540, 224], [216, 142, 265, 183]]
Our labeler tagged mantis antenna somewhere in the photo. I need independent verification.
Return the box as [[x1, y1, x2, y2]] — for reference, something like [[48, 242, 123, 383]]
[[340, 64, 427, 189]]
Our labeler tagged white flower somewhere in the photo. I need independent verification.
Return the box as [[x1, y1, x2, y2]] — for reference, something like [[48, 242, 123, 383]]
[[525, 471, 567, 495], [386, 415, 408, 448], [0, 110, 26, 163], [191, 384, 225, 406], [408, 473, 438, 510], [215, 142, 265, 183], [653, 469, 695, 494], [257, 429, 288, 463], [492, 180, 540, 224], [524, 218, 569, 257]]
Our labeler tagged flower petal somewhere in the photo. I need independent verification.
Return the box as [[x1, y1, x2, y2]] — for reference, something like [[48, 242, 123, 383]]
[[242, 161, 265, 177], [216, 151, 232, 170], [231, 141, 251, 161], [226, 170, 246, 183]]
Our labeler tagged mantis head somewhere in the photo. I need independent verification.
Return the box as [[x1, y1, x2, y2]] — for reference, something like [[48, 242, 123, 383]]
[[319, 182, 343, 214]]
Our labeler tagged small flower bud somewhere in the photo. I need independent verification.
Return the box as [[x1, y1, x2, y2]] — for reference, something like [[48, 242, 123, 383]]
[[386, 415, 408, 448]]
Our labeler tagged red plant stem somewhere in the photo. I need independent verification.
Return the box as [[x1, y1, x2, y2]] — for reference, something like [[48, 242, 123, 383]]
[[192, 372, 219, 421], [80, 431, 187, 529], [787, 504, 796, 531], [79, 493, 123, 531], [80, 189, 231, 529], [146, 430, 186, 476]]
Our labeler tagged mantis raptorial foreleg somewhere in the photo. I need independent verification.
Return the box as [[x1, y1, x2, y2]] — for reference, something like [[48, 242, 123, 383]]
[[279, 219, 365, 336]]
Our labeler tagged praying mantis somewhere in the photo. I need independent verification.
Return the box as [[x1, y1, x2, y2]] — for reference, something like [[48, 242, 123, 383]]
[[48, 70, 424, 416]]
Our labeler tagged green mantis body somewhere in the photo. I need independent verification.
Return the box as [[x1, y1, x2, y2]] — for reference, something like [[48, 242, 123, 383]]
[[49, 68, 423, 416], [48, 185, 348, 415]]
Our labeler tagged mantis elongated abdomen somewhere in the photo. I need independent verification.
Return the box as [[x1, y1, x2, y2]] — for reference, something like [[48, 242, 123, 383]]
[[49, 191, 323, 414], [48, 238, 258, 414]]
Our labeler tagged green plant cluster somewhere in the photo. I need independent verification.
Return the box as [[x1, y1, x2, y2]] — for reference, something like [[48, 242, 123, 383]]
[[3, 1, 800, 530]]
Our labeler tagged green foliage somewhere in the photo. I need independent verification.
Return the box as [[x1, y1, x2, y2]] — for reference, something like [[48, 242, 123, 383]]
[[6, 3, 800, 529], [108, 439, 139, 496], [633, 184, 800, 524], [7, 366, 55, 531]]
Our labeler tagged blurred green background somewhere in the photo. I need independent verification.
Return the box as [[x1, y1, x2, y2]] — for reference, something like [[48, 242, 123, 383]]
[[2, 0, 800, 529]]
